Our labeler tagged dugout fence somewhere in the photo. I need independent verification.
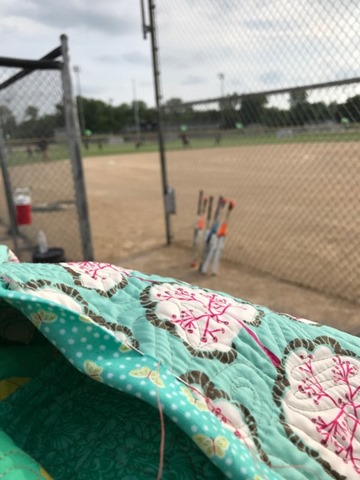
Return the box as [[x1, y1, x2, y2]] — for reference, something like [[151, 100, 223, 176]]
[[150, 0, 360, 302], [0, 35, 93, 262]]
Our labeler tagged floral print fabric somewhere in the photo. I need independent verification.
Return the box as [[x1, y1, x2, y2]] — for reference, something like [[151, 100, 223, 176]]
[[0, 254, 359, 480]]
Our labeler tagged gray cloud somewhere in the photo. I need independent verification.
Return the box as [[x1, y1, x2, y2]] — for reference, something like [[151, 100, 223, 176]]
[[82, 84, 106, 96], [336, 67, 360, 80], [244, 19, 290, 31], [3, 0, 137, 35], [95, 55, 120, 63], [94, 51, 150, 65], [160, 54, 190, 69], [182, 75, 206, 86], [259, 71, 284, 86], [140, 80, 153, 87], [122, 51, 150, 65], [1, 0, 360, 108]]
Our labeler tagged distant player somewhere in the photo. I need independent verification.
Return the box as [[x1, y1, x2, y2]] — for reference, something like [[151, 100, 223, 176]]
[[180, 133, 189, 147], [214, 133, 222, 145], [38, 138, 48, 161], [26, 144, 33, 158]]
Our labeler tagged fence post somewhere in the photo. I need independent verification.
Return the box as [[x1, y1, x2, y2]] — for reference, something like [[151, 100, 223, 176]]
[[0, 122, 19, 258], [147, 0, 172, 245], [60, 34, 94, 261]]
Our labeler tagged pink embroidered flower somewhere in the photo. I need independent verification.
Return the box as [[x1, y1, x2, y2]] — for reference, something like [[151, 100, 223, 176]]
[[283, 345, 360, 476], [150, 283, 261, 352]]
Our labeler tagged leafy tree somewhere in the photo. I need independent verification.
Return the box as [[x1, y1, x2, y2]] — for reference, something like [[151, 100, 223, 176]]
[[24, 105, 39, 122], [164, 97, 187, 115], [344, 95, 360, 122], [290, 89, 308, 108], [240, 95, 268, 125], [0, 105, 16, 137], [218, 93, 241, 128], [262, 107, 291, 127]]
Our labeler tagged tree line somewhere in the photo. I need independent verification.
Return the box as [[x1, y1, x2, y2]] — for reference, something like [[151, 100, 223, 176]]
[[1, 89, 359, 140], [164, 91, 360, 129]]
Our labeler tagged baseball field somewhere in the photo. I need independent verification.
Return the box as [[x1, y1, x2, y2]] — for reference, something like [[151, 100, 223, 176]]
[[1, 139, 359, 331]]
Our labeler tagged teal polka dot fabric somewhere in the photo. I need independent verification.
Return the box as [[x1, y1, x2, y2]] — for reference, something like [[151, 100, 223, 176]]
[[0, 249, 360, 479]]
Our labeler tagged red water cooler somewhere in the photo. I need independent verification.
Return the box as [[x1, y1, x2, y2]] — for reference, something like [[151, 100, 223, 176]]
[[14, 188, 32, 226]]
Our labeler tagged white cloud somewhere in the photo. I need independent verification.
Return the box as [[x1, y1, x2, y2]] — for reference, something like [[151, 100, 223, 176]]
[[156, 0, 360, 103], [0, 0, 360, 108]]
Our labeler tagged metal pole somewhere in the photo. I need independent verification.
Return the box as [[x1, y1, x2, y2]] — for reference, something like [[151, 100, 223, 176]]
[[73, 65, 86, 134], [132, 79, 141, 144], [60, 34, 94, 261], [147, 0, 172, 244], [108, 98, 114, 134], [218, 73, 225, 98], [0, 121, 19, 257], [218, 73, 225, 127]]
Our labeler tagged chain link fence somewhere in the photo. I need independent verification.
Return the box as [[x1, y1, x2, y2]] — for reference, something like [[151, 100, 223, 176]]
[[0, 37, 93, 262], [155, 0, 360, 302]]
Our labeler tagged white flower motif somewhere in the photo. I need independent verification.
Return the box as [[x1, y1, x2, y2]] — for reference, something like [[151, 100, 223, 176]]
[[283, 346, 360, 477], [207, 399, 256, 448], [62, 262, 129, 294], [150, 283, 260, 352], [22, 287, 82, 313]]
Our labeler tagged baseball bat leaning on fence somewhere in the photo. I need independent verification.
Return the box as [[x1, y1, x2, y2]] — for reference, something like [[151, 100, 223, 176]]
[[191, 194, 208, 267], [193, 190, 204, 249], [211, 200, 235, 275], [197, 195, 214, 269], [191, 190, 203, 266], [203, 195, 214, 247], [200, 195, 226, 273]]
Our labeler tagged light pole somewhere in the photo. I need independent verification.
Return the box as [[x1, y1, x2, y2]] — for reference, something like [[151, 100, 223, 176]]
[[218, 73, 225, 98], [73, 65, 86, 135], [218, 73, 225, 128]]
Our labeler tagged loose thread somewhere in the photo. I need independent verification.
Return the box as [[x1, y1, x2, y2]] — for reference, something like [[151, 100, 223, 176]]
[[156, 362, 165, 480], [116, 335, 321, 479]]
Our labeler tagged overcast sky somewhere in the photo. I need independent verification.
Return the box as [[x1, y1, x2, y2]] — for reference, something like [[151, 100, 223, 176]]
[[1, 0, 360, 108]]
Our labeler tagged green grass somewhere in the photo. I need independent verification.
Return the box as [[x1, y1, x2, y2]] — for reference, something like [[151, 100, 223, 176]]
[[6, 129, 360, 166], [81, 130, 360, 157]]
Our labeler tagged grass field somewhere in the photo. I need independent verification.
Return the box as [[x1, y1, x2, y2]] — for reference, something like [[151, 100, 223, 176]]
[[6, 128, 360, 166]]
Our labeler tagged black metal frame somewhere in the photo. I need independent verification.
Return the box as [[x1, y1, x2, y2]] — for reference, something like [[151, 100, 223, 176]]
[[181, 77, 360, 107], [0, 36, 93, 261], [141, 0, 172, 245], [0, 47, 63, 91]]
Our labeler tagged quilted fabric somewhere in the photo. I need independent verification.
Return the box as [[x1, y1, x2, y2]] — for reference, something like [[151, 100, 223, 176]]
[[0, 256, 359, 479], [0, 356, 224, 480], [0, 430, 52, 479]]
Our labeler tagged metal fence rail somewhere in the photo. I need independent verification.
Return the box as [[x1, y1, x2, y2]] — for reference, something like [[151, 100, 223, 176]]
[[155, 0, 360, 302], [0, 35, 93, 261]]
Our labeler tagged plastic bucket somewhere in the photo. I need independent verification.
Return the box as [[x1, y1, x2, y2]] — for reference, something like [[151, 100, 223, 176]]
[[32, 247, 66, 264]]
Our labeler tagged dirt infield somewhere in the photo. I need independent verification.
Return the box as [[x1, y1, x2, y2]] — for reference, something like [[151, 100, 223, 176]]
[[85, 142, 360, 299], [83, 144, 360, 332], [166, 142, 360, 302], [84, 154, 165, 261], [0, 144, 359, 331]]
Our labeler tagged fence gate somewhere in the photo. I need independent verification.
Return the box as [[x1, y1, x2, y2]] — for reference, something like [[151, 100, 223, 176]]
[[0, 34, 93, 262], [153, 0, 360, 303]]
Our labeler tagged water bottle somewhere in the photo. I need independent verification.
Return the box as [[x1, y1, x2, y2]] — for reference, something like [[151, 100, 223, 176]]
[[37, 230, 48, 254]]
